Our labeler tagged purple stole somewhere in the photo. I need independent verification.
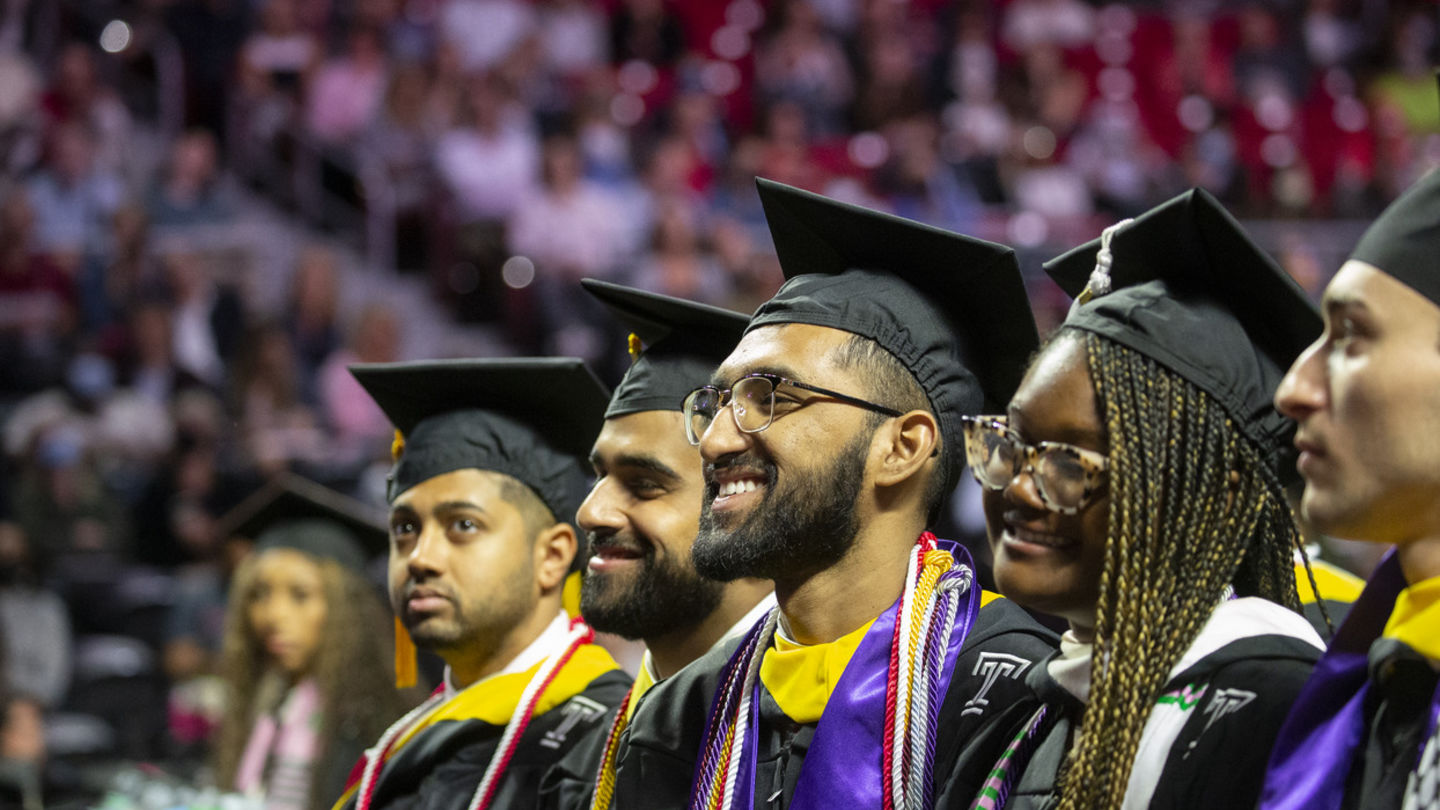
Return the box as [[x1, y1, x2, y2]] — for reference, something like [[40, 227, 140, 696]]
[[1259, 552, 1440, 809], [695, 540, 981, 810]]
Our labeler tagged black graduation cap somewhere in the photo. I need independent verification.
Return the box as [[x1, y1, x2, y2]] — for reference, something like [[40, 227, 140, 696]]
[[349, 358, 610, 522], [1349, 165, 1440, 310], [1043, 188, 1322, 479], [750, 177, 1040, 490], [218, 474, 387, 572], [581, 279, 750, 418]]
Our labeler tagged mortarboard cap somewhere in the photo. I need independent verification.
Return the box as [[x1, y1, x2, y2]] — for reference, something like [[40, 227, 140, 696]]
[[1043, 188, 1321, 480], [750, 177, 1040, 490], [581, 279, 750, 418], [1349, 166, 1440, 311], [218, 474, 387, 572], [349, 358, 609, 522]]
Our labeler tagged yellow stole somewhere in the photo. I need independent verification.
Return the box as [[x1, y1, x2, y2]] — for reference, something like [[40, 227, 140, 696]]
[[1294, 559, 1365, 605], [1382, 573, 1440, 662], [759, 590, 1004, 724], [332, 643, 619, 810]]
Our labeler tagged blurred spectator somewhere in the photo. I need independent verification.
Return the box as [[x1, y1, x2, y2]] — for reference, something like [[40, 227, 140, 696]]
[[609, 0, 684, 68], [117, 300, 207, 407], [875, 114, 981, 230], [1001, 0, 1096, 52], [852, 28, 929, 131], [237, 0, 321, 143], [0, 49, 40, 177], [11, 419, 133, 574], [1301, 0, 1361, 69], [0, 691, 45, 809], [538, 0, 609, 78], [316, 301, 400, 467], [440, 0, 537, 73], [0, 192, 75, 396], [305, 25, 390, 146], [755, 0, 854, 137], [163, 0, 250, 137], [79, 204, 154, 340], [359, 61, 440, 271], [25, 124, 124, 260], [0, 521, 71, 709], [235, 323, 324, 476], [508, 133, 625, 283], [160, 249, 246, 391], [1369, 9, 1440, 137], [285, 246, 343, 403], [37, 43, 133, 181], [146, 130, 234, 227], [434, 73, 539, 223], [631, 205, 728, 303], [163, 506, 248, 754]]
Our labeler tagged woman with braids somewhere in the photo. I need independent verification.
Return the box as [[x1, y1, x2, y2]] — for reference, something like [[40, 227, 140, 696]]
[[962, 189, 1328, 809], [213, 477, 413, 810]]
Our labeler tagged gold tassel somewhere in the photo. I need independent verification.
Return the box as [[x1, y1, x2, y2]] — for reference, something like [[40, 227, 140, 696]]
[[391, 429, 406, 461], [394, 616, 418, 689], [627, 333, 643, 362]]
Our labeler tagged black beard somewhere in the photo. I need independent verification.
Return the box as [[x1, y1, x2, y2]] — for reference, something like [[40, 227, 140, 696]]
[[579, 534, 726, 640], [692, 428, 868, 582]]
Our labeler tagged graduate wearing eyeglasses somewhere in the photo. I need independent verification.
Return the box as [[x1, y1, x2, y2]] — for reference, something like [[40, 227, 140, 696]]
[[964, 189, 1328, 809], [608, 180, 1058, 810]]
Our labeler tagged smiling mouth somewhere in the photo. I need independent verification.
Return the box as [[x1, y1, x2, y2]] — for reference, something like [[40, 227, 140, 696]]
[[588, 540, 647, 572], [1002, 525, 1076, 551]]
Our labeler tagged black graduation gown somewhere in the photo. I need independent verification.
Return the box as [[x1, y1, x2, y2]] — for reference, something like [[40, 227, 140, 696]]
[[336, 669, 632, 810], [536, 702, 619, 810], [1339, 637, 1440, 809], [610, 598, 1058, 809], [1001, 631, 1321, 809]]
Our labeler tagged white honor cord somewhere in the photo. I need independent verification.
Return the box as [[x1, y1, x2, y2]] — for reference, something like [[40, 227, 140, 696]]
[[355, 691, 448, 810], [905, 573, 966, 810], [719, 607, 780, 810], [888, 547, 924, 809], [465, 621, 591, 810]]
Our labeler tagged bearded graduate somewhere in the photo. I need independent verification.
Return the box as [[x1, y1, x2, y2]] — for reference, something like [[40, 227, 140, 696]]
[[538, 281, 774, 810], [609, 179, 1059, 810], [964, 189, 1328, 809], [332, 359, 631, 810], [1259, 165, 1440, 810]]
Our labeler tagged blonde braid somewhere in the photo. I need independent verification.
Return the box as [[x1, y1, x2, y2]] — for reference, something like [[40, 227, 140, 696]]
[[1057, 333, 1301, 809]]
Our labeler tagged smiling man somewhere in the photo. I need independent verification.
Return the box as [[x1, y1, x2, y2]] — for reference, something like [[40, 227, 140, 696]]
[[1260, 170, 1440, 809], [538, 280, 773, 810], [609, 180, 1058, 809], [332, 358, 631, 810]]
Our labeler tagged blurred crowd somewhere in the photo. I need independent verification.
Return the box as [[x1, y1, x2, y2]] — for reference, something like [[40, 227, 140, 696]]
[[0, 0, 1434, 804]]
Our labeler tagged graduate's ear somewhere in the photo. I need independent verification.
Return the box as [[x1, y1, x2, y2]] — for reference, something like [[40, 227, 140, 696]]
[[872, 409, 940, 489], [533, 522, 576, 593]]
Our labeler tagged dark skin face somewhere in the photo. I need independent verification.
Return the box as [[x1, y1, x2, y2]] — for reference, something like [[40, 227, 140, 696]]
[[983, 336, 1111, 641]]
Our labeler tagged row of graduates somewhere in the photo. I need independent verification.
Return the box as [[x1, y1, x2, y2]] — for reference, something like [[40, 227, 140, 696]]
[[227, 172, 1439, 810]]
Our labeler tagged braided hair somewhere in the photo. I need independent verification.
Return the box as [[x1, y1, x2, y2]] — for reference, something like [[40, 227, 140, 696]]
[[1057, 331, 1302, 809]]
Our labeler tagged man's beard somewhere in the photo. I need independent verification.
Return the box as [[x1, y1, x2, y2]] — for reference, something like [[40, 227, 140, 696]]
[[579, 538, 725, 640], [692, 428, 869, 582]]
